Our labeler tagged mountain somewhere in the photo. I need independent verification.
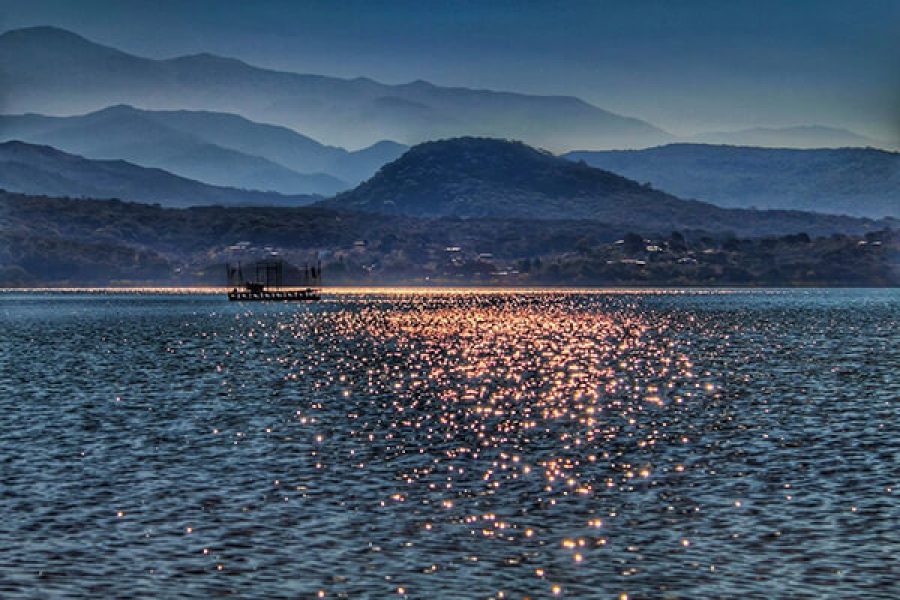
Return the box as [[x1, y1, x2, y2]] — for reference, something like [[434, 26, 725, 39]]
[[0, 26, 671, 151], [321, 138, 886, 237], [0, 141, 317, 208], [689, 125, 891, 149], [0, 106, 409, 195], [564, 144, 900, 219]]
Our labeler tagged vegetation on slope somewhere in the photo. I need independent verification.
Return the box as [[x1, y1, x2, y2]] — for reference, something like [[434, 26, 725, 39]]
[[322, 138, 887, 237], [2, 192, 895, 287]]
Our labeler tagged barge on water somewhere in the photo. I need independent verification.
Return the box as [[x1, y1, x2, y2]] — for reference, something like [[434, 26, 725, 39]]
[[226, 258, 322, 302]]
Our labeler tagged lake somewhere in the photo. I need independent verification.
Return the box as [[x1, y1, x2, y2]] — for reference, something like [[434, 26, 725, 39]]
[[0, 289, 897, 598]]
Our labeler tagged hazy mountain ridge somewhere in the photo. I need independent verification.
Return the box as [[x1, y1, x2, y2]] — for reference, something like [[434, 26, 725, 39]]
[[0, 141, 317, 208], [0, 106, 408, 194], [564, 144, 900, 218], [321, 137, 885, 237], [0, 26, 671, 151], [688, 125, 893, 150]]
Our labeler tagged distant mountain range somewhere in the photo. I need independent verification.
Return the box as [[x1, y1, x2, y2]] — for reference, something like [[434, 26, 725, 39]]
[[0, 26, 671, 151], [4, 135, 892, 237], [564, 144, 900, 219], [321, 137, 884, 237], [0, 105, 408, 195], [0, 141, 316, 208], [689, 126, 892, 150]]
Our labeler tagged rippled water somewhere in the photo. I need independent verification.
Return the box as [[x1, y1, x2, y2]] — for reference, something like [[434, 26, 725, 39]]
[[1, 289, 897, 599]]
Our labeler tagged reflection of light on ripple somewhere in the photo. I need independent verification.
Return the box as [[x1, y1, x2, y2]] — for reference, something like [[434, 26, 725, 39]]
[[274, 293, 716, 595]]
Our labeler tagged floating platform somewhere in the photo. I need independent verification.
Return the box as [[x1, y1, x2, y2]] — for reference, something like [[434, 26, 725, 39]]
[[227, 287, 321, 302]]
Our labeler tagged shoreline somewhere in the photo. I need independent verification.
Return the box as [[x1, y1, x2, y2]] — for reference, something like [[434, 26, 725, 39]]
[[1, 285, 897, 294]]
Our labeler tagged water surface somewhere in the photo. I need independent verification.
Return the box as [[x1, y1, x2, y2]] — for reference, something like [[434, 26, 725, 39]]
[[1, 289, 897, 598]]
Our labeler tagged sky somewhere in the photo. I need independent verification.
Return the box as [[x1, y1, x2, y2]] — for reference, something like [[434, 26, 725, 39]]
[[1, 0, 898, 139]]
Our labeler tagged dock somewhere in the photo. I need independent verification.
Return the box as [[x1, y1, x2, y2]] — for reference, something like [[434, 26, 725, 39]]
[[227, 287, 320, 302], [226, 258, 322, 302]]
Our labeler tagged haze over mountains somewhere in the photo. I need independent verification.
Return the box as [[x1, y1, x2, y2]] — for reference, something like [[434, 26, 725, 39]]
[[0, 106, 407, 195], [565, 145, 900, 219], [6, 101, 896, 219], [2, 26, 892, 153], [4, 103, 896, 218], [0, 141, 316, 208], [0, 26, 670, 152], [688, 126, 892, 150]]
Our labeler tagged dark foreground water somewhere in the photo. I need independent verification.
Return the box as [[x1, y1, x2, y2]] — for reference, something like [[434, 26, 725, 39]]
[[0, 289, 897, 599]]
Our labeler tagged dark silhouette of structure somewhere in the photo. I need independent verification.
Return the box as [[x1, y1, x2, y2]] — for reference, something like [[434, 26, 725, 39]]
[[226, 259, 321, 301]]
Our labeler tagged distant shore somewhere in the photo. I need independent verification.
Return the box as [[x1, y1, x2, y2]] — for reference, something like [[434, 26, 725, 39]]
[[3, 284, 898, 293]]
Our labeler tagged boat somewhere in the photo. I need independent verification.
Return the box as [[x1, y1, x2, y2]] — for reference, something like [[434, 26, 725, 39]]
[[226, 258, 322, 301]]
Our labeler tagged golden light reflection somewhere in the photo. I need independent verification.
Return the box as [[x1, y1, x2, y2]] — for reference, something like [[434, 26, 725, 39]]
[[259, 292, 725, 591]]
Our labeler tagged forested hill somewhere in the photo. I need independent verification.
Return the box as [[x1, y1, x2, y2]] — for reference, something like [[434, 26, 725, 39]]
[[321, 137, 885, 237]]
